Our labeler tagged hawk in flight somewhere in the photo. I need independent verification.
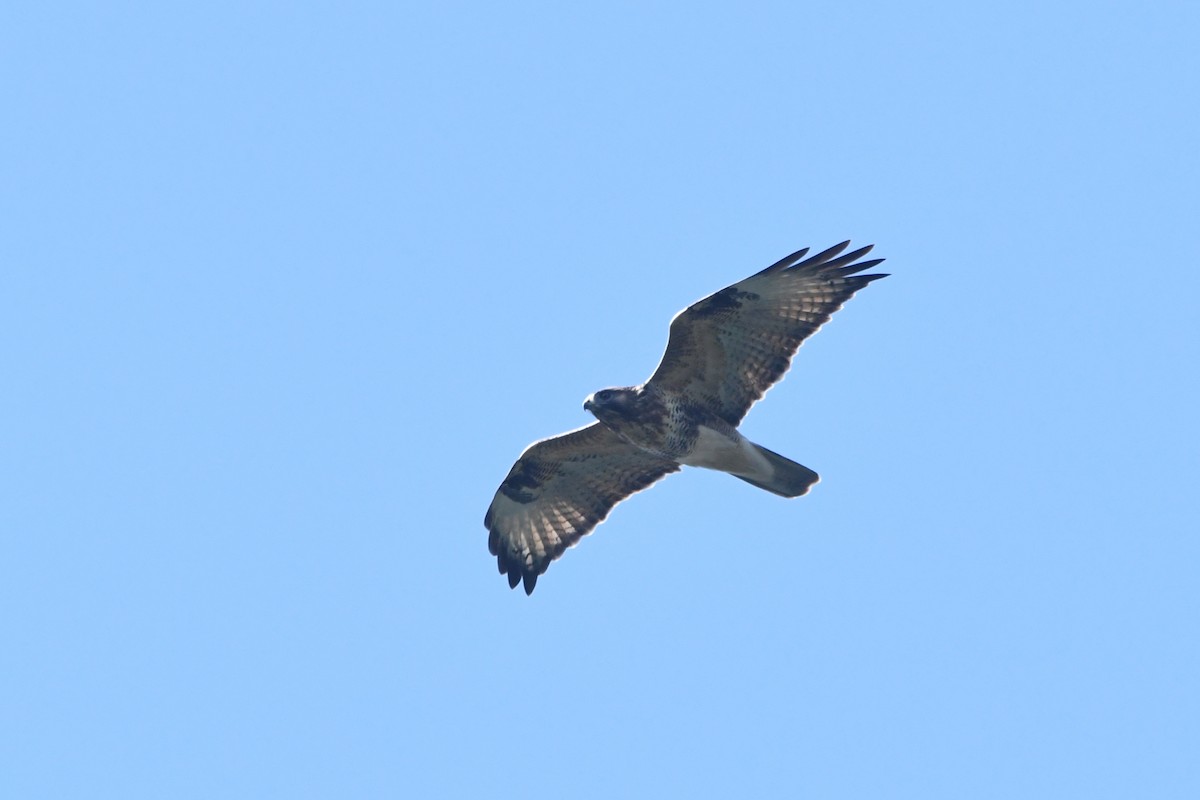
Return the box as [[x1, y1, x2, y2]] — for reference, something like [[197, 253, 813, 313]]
[[485, 241, 887, 593]]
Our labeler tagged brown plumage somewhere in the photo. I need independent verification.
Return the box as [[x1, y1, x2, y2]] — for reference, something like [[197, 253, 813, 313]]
[[485, 241, 887, 594]]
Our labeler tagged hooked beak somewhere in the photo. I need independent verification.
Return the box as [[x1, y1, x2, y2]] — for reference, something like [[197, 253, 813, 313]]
[[583, 394, 595, 412]]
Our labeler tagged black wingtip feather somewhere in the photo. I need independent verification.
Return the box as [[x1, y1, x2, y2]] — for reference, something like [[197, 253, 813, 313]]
[[855, 273, 889, 286], [813, 245, 875, 273], [800, 240, 852, 267], [835, 257, 885, 275], [753, 247, 811, 277], [495, 550, 540, 594], [761, 241, 883, 278]]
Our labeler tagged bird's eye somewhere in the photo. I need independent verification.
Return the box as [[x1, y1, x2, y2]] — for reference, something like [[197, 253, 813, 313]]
[[597, 390, 611, 401]]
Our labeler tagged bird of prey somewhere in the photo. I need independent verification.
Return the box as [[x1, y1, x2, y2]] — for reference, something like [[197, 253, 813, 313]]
[[485, 241, 887, 593]]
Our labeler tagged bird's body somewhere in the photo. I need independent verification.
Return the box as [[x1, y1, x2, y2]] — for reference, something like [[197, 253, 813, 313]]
[[583, 384, 815, 496], [485, 241, 888, 593]]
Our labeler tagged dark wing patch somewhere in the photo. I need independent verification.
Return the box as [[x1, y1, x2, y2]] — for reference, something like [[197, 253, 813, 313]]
[[484, 423, 680, 594], [691, 287, 760, 317], [647, 241, 887, 425]]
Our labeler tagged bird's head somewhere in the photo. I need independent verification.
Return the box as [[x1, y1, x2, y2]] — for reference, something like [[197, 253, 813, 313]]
[[583, 387, 638, 421]]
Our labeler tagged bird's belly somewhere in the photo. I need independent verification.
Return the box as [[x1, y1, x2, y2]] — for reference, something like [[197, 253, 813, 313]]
[[678, 425, 770, 477]]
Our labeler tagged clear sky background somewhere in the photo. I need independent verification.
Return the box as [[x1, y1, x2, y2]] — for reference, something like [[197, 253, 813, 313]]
[[3, 2, 1198, 798]]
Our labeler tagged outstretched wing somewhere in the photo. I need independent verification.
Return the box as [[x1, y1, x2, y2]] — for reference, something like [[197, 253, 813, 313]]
[[485, 423, 680, 594], [647, 241, 887, 425]]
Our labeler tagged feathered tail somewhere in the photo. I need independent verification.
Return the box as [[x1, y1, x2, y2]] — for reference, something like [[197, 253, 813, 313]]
[[734, 444, 819, 498]]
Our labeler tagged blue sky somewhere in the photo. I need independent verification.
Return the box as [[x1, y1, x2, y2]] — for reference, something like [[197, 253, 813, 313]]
[[3, 2, 1198, 797]]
